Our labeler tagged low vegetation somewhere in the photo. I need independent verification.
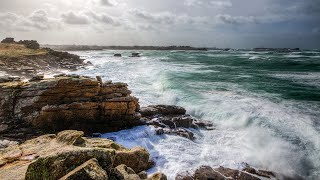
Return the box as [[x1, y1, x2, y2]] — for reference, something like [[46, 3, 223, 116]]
[[0, 43, 47, 58]]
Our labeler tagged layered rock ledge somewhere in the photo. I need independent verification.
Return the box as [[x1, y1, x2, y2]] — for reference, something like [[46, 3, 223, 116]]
[[0, 130, 166, 180], [0, 75, 141, 142]]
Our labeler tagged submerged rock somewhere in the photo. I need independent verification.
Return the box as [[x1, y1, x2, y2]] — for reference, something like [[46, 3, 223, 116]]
[[0, 76, 141, 141], [130, 53, 141, 57], [0, 130, 163, 180]]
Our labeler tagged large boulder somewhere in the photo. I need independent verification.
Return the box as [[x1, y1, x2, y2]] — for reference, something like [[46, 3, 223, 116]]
[[59, 158, 109, 180], [0, 130, 159, 180], [0, 76, 142, 141]]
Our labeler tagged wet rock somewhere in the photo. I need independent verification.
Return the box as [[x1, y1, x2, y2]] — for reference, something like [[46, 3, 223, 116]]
[[177, 165, 281, 180], [164, 128, 195, 140], [193, 166, 225, 180], [148, 172, 167, 180], [86, 61, 93, 65], [114, 147, 150, 173], [0, 124, 9, 133], [28, 75, 44, 82], [114, 54, 122, 57], [112, 164, 140, 180], [140, 106, 214, 140], [0, 76, 21, 83], [241, 163, 275, 178], [140, 105, 186, 116], [138, 171, 148, 179], [96, 76, 103, 84], [130, 53, 140, 57], [59, 158, 108, 180]]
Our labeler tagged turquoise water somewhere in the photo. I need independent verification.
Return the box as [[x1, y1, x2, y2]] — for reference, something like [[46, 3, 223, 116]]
[[72, 50, 320, 179]]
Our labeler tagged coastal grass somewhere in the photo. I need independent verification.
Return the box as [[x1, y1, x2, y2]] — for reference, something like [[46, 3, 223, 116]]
[[0, 43, 47, 58]]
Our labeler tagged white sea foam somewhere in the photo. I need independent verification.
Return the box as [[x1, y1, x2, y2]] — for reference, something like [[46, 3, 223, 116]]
[[73, 50, 320, 179]]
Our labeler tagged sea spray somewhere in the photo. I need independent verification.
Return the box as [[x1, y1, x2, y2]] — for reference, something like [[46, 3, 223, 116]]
[[72, 49, 320, 179]]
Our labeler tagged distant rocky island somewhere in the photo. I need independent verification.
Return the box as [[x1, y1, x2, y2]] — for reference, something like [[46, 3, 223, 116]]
[[42, 44, 208, 51]]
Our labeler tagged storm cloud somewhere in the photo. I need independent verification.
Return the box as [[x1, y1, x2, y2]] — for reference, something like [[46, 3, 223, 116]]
[[0, 0, 319, 48]]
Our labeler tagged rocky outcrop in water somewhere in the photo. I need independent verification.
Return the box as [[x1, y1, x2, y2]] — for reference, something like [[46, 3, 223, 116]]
[[0, 130, 166, 180], [140, 105, 214, 140], [176, 165, 277, 180], [0, 75, 141, 142]]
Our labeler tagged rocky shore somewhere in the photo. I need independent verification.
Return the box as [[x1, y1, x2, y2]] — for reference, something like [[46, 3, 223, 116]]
[[0, 38, 88, 78], [0, 130, 165, 180], [0, 39, 297, 179]]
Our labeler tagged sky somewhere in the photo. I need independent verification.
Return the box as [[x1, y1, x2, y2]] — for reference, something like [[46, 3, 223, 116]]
[[0, 0, 319, 48]]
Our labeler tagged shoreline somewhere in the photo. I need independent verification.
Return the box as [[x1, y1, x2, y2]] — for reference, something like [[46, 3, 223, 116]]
[[0, 38, 310, 179]]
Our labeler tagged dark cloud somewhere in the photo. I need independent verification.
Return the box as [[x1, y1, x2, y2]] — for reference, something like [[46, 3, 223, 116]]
[[86, 11, 121, 26], [129, 9, 208, 26], [100, 0, 115, 6], [216, 14, 258, 24], [185, 0, 232, 8], [61, 11, 90, 25]]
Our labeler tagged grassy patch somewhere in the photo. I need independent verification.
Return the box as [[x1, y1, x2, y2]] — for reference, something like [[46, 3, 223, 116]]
[[0, 43, 47, 58]]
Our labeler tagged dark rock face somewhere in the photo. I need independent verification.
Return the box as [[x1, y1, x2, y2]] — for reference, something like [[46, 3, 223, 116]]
[[17, 40, 40, 49], [140, 105, 186, 116], [114, 54, 122, 57], [1, 38, 15, 43], [0, 76, 141, 141], [176, 165, 281, 180], [140, 105, 214, 140]]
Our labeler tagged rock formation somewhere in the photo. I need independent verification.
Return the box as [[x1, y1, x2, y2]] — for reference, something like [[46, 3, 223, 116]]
[[140, 105, 214, 140], [0, 75, 142, 142], [17, 40, 40, 49], [0, 130, 166, 180], [176, 165, 276, 180], [1, 37, 15, 44]]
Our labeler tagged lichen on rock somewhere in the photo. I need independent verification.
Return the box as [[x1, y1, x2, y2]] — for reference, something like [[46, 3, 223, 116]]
[[0, 130, 161, 180]]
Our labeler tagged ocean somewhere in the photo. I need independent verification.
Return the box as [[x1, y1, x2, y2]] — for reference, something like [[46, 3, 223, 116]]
[[71, 49, 320, 179]]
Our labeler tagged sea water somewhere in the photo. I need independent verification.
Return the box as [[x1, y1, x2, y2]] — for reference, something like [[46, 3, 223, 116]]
[[71, 49, 320, 179]]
